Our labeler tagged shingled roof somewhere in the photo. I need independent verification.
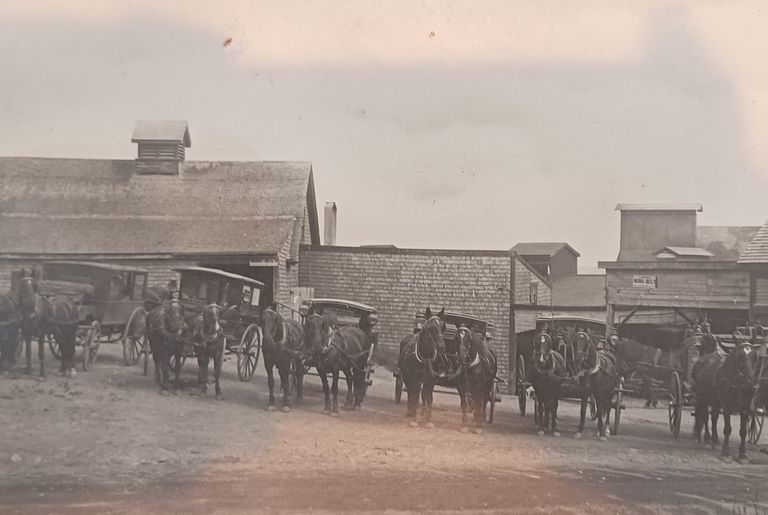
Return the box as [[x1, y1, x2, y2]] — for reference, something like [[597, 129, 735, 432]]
[[511, 242, 580, 258], [0, 158, 319, 257], [738, 221, 768, 264]]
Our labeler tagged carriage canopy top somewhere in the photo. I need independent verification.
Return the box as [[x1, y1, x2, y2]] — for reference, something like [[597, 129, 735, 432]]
[[173, 267, 266, 288], [45, 261, 148, 273], [306, 298, 378, 315]]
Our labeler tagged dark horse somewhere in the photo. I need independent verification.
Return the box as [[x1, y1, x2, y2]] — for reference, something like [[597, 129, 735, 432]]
[[0, 292, 20, 372], [146, 299, 185, 395], [456, 325, 498, 434], [529, 332, 566, 437], [17, 270, 79, 379], [260, 305, 304, 412], [398, 307, 447, 428], [188, 303, 225, 399], [574, 331, 618, 440], [694, 342, 759, 461], [692, 351, 723, 447]]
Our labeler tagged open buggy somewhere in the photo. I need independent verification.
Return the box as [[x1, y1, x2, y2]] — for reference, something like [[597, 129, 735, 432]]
[[298, 297, 379, 387], [393, 311, 501, 423], [125, 267, 264, 380], [21, 261, 151, 371]]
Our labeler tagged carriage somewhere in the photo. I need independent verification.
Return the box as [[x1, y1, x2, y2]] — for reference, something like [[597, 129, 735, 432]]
[[21, 261, 151, 371], [393, 311, 502, 423], [517, 315, 626, 433], [298, 297, 379, 386], [125, 267, 265, 381]]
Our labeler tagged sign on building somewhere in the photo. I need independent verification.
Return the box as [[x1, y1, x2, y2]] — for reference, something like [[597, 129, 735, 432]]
[[632, 275, 658, 289]]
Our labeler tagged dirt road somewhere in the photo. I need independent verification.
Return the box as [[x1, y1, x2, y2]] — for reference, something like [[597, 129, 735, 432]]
[[1, 345, 767, 514]]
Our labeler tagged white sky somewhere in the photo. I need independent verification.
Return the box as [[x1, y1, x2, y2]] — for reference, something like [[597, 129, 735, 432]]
[[1, 1, 767, 272]]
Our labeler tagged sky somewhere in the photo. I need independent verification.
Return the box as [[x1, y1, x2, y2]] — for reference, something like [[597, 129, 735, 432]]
[[1, 1, 767, 273]]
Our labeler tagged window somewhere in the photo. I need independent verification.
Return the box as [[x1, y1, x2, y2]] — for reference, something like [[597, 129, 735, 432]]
[[529, 282, 538, 305], [132, 274, 146, 299]]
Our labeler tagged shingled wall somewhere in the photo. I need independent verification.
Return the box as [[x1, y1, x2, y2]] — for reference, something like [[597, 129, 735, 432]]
[[299, 245, 518, 386]]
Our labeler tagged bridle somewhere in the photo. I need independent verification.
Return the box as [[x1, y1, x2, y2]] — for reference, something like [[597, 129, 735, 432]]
[[413, 315, 442, 364]]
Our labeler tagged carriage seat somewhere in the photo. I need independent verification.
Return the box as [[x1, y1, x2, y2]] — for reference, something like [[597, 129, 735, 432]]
[[35, 280, 95, 304]]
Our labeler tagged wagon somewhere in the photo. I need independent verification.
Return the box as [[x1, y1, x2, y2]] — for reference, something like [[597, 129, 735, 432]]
[[156, 267, 266, 381], [393, 311, 501, 423], [298, 298, 379, 387], [35, 261, 150, 371], [518, 315, 626, 434]]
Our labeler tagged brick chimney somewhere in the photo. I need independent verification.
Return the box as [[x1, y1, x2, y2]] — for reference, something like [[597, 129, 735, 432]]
[[131, 120, 191, 175], [324, 202, 337, 246]]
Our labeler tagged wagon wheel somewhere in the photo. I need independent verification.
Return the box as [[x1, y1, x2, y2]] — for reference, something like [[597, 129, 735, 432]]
[[142, 336, 151, 376], [394, 374, 404, 404], [48, 332, 62, 360], [488, 382, 499, 424], [81, 321, 101, 371], [236, 324, 261, 382], [589, 396, 598, 421], [748, 407, 765, 445], [611, 378, 624, 435], [517, 355, 527, 416], [668, 371, 682, 438], [121, 307, 146, 366]]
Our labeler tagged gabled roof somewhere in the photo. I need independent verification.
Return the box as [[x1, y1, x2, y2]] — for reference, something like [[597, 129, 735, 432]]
[[616, 203, 703, 212], [739, 221, 768, 264], [0, 158, 320, 257], [511, 242, 580, 258], [551, 275, 605, 307], [132, 120, 191, 146], [654, 246, 714, 259]]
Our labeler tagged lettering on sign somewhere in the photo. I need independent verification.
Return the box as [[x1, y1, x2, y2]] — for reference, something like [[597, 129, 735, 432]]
[[632, 275, 657, 289]]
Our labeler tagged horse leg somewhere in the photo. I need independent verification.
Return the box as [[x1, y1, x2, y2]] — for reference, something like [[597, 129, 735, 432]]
[[197, 349, 209, 397], [576, 393, 587, 438], [596, 398, 607, 441], [693, 401, 705, 444], [160, 345, 171, 395], [738, 411, 748, 462], [319, 365, 331, 413], [265, 358, 277, 410], [278, 357, 291, 412], [457, 383, 468, 429], [24, 331, 32, 375], [331, 367, 341, 415], [404, 374, 421, 421], [422, 377, 435, 428], [213, 341, 223, 400], [295, 358, 304, 403], [721, 411, 732, 459], [172, 345, 182, 391], [551, 397, 561, 436], [37, 331, 45, 378], [710, 406, 721, 446]]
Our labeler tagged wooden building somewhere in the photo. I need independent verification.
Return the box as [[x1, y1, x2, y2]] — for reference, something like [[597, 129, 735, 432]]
[[738, 220, 768, 321], [0, 121, 320, 308]]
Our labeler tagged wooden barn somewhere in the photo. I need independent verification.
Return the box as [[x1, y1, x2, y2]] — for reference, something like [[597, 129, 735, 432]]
[[0, 121, 320, 308]]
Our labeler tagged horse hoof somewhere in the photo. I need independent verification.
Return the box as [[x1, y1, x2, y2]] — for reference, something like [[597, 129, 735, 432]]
[[574, 432, 583, 439], [537, 430, 545, 436], [408, 421, 419, 428], [330, 411, 339, 418], [459, 426, 470, 433], [159, 390, 170, 397], [424, 422, 434, 429], [68, 369, 77, 379], [721, 455, 732, 463], [281, 406, 291, 413], [605, 427, 611, 436], [215, 394, 223, 401], [553, 431, 561, 438], [171, 390, 179, 396], [736, 456, 748, 464], [599, 436, 608, 442], [472, 427, 484, 435], [36, 376, 45, 382], [265, 405, 277, 412], [200, 391, 208, 398]]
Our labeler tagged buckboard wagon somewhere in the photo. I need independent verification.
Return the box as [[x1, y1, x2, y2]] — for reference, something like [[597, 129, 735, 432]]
[[127, 267, 264, 381], [393, 311, 502, 424], [25, 261, 151, 371], [516, 315, 627, 434]]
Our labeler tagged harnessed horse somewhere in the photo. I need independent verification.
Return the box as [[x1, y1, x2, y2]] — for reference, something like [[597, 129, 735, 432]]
[[146, 299, 185, 394], [398, 307, 447, 428], [574, 330, 618, 440], [0, 293, 20, 372], [530, 332, 566, 436], [17, 270, 79, 379], [260, 305, 304, 412], [188, 303, 225, 399], [715, 342, 758, 461], [456, 325, 498, 433]]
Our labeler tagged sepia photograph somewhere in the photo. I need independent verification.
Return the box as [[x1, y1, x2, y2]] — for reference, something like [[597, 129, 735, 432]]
[[1, 1, 768, 513]]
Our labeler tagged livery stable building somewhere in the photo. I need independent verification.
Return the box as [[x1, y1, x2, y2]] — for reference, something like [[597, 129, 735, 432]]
[[0, 121, 320, 309]]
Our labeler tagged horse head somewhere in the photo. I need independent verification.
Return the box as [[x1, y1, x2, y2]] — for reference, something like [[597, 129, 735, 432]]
[[17, 271, 37, 314], [260, 305, 284, 346], [731, 342, 757, 383], [164, 299, 185, 335], [456, 325, 478, 367], [574, 330, 598, 374], [304, 312, 330, 353], [418, 307, 447, 361], [533, 332, 554, 371], [200, 303, 222, 338]]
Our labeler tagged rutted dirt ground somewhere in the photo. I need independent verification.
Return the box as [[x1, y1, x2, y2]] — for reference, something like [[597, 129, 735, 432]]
[[2, 345, 768, 514]]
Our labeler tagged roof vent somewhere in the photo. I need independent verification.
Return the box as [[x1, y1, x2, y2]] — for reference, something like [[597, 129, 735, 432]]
[[132, 120, 191, 174]]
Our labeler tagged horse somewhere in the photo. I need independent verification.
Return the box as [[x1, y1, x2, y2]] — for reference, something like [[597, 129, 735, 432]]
[[17, 269, 79, 379], [456, 325, 498, 434], [574, 330, 618, 440], [260, 305, 304, 412], [715, 342, 758, 462], [398, 307, 447, 428], [0, 293, 20, 372], [692, 351, 723, 446], [614, 326, 703, 407], [529, 332, 566, 437], [146, 299, 185, 395], [318, 325, 372, 415], [188, 303, 225, 399]]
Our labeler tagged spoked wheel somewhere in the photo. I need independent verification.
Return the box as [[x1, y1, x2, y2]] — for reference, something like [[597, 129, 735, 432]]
[[748, 407, 765, 445], [81, 321, 101, 372], [394, 373, 404, 403], [611, 378, 624, 435], [48, 333, 62, 360], [488, 382, 500, 424], [517, 355, 527, 416], [121, 307, 146, 366], [236, 324, 261, 382], [669, 371, 682, 439]]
